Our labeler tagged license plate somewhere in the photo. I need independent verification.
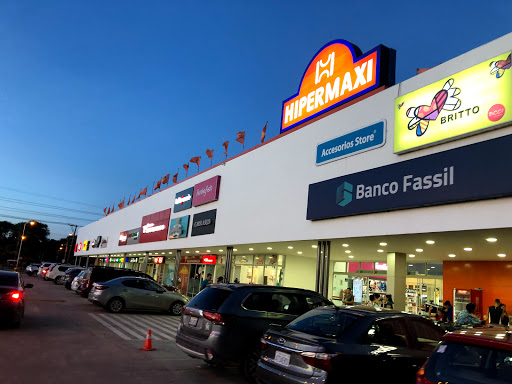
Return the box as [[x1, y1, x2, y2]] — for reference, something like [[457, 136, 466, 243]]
[[274, 351, 291, 366], [188, 316, 198, 326]]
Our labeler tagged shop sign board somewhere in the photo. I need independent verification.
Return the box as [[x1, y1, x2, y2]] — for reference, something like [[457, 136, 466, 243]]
[[139, 208, 172, 243], [179, 255, 203, 264], [150, 257, 165, 264], [77, 242, 82, 252], [193, 176, 221, 207], [281, 40, 395, 133], [202, 255, 217, 265], [100, 237, 108, 248], [316, 121, 386, 165], [83, 241, 89, 251], [128, 257, 138, 263], [191, 209, 217, 237], [91, 236, 102, 248], [394, 51, 512, 153], [174, 187, 194, 213], [168, 215, 190, 239], [307, 134, 512, 220], [119, 232, 128, 246], [126, 228, 140, 245]]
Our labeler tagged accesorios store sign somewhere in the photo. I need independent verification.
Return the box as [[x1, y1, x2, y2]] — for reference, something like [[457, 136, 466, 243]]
[[307, 134, 512, 220], [191, 209, 217, 237], [193, 175, 221, 207], [139, 208, 172, 243], [281, 40, 396, 133], [168, 215, 190, 239], [394, 51, 512, 153], [316, 121, 386, 165], [174, 187, 194, 213]]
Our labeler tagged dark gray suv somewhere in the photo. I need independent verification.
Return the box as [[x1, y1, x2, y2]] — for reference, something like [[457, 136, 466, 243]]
[[175, 284, 332, 381]]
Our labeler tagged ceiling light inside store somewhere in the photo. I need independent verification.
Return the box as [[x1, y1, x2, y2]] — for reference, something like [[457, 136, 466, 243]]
[[234, 249, 237, 251], [288, 246, 293, 249], [464, 248, 472, 251], [249, 248, 254, 251], [206, 250, 210, 252], [409, 264, 413, 267], [379, 242, 387, 246], [342, 244, 349, 247], [448, 254, 456, 257], [409, 254, 415, 258], [267, 247, 272, 250], [486, 237, 498, 242], [345, 250, 351, 253], [312, 245, 318, 248], [297, 251, 303, 254], [416, 249, 423, 252], [431, 266, 435, 269], [426, 240, 435, 245], [186, 251, 190, 254], [348, 255, 354, 258], [498, 254, 506, 257], [149, 253, 152, 255], [219, 249, 223, 252], [195, 251, 199, 253], [377, 250, 384, 253]]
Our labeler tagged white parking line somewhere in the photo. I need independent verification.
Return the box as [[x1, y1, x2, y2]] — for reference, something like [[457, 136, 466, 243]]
[[98, 313, 162, 340], [118, 314, 177, 340], [89, 314, 132, 340]]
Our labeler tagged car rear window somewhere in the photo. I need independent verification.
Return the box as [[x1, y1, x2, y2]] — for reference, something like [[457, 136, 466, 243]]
[[0, 274, 18, 287], [426, 341, 512, 383], [286, 308, 357, 338], [187, 287, 232, 311]]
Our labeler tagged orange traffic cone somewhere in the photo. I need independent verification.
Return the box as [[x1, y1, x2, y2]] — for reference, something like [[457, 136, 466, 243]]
[[140, 329, 155, 351]]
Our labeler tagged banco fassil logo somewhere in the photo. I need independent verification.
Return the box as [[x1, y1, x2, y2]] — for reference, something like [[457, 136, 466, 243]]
[[336, 182, 353, 207]]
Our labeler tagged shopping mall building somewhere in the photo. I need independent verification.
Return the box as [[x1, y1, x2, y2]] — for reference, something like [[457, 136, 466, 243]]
[[75, 33, 512, 317]]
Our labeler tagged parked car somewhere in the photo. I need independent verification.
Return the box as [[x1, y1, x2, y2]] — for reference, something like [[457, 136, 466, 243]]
[[25, 263, 40, 276], [47, 264, 74, 283], [38, 262, 54, 278], [71, 270, 86, 292], [77, 266, 153, 298], [416, 328, 512, 384], [255, 306, 445, 384], [0, 271, 33, 328], [63, 268, 84, 289], [88, 276, 189, 315], [176, 284, 332, 379]]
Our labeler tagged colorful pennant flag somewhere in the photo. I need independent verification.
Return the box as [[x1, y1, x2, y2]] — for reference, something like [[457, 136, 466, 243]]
[[222, 141, 229, 159], [190, 156, 201, 171], [261, 122, 267, 144], [236, 131, 245, 150], [162, 173, 170, 185]]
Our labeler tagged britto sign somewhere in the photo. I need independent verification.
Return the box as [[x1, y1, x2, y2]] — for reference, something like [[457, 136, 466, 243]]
[[280, 40, 396, 133], [394, 51, 512, 153], [139, 208, 172, 243]]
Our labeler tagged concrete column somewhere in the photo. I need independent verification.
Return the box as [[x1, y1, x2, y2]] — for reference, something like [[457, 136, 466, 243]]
[[140, 252, 149, 274], [173, 250, 181, 286], [86, 255, 90, 268], [225, 247, 234, 283], [322, 241, 331, 299], [315, 241, 323, 293], [105, 254, 110, 267], [122, 253, 126, 269], [387, 252, 407, 311]]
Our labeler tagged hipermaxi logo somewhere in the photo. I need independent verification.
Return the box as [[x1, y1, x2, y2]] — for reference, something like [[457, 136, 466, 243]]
[[336, 182, 353, 207]]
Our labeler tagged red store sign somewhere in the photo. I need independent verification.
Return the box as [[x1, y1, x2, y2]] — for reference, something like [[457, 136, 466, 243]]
[[202, 255, 217, 265], [139, 208, 172, 244]]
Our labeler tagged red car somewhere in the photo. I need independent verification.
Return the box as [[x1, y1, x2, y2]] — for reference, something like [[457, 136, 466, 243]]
[[416, 328, 512, 383]]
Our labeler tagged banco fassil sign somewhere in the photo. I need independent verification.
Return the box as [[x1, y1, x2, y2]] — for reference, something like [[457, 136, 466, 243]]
[[307, 134, 512, 220], [281, 40, 396, 133]]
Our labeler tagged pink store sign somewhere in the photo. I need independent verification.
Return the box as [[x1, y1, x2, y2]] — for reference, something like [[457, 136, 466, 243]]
[[193, 175, 221, 207]]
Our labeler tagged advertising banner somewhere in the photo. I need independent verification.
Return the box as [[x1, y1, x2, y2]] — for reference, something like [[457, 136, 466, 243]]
[[316, 121, 386, 165], [193, 175, 221, 207], [191, 209, 217, 237], [395, 51, 512, 153], [126, 228, 140, 245], [307, 134, 512, 220], [281, 40, 395, 133], [118, 231, 128, 246], [168, 215, 190, 239], [100, 237, 108, 248], [174, 187, 194, 213], [139, 208, 172, 243]]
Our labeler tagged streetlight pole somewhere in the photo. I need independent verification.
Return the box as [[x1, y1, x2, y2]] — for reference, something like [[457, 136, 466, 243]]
[[16, 221, 35, 270], [65, 224, 78, 264]]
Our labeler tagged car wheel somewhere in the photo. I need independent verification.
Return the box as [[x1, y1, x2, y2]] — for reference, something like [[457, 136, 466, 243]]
[[54, 276, 62, 285], [170, 301, 184, 316], [107, 298, 124, 313], [241, 345, 261, 383]]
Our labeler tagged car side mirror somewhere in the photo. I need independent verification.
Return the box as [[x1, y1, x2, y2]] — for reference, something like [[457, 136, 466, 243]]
[[25, 283, 33, 289]]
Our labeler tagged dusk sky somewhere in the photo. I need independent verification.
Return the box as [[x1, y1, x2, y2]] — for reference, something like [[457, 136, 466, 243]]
[[1, 1, 511, 239]]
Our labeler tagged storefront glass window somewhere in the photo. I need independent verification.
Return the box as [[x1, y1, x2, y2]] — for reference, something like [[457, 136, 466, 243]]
[[233, 255, 285, 286]]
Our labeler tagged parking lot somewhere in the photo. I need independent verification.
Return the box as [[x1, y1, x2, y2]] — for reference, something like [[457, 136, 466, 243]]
[[0, 273, 244, 384]]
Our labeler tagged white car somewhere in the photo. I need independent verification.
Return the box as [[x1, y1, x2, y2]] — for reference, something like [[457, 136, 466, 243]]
[[47, 264, 74, 283], [71, 270, 86, 291], [38, 262, 53, 278]]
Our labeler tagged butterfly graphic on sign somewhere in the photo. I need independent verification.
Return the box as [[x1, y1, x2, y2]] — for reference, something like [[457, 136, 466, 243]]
[[489, 53, 511, 78], [397, 102, 404, 110], [406, 78, 461, 136]]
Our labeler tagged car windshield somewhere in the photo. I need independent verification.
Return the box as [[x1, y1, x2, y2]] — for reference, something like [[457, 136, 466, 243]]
[[425, 341, 512, 383], [0, 274, 18, 287], [286, 308, 358, 338], [187, 287, 232, 311]]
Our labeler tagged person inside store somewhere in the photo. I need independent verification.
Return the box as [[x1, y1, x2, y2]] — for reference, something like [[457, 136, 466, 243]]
[[486, 299, 503, 324], [438, 301, 454, 322], [382, 294, 394, 309], [500, 304, 509, 326], [456, 303, 485, 326], [200, 273, 213, 291], [217, 276, 224, 284], [373, 293, 382, 308], [342, 288, 354, 305]]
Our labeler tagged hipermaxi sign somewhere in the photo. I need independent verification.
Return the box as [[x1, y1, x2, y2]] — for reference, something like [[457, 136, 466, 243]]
[[281, 40, 396, 133], [307, 134, 512, 220]]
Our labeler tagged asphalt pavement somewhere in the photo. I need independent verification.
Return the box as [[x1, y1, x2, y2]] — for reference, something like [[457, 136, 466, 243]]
[[0, 273, 244, 384]]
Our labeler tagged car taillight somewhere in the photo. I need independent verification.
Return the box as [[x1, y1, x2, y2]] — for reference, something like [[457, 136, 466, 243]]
[[181, 306, 186, 315], [202, 311, 225, 325], [11, 292, 21, 301], [94, 285, 109, 290], [260, 334, 270, 350], [42, 270, 47, 274], [415, 362, 435, 384], [300, 352, 338, 373]]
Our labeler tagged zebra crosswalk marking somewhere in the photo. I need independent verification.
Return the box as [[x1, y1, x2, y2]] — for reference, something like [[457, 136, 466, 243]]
[[89, 312, 181, 341]]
